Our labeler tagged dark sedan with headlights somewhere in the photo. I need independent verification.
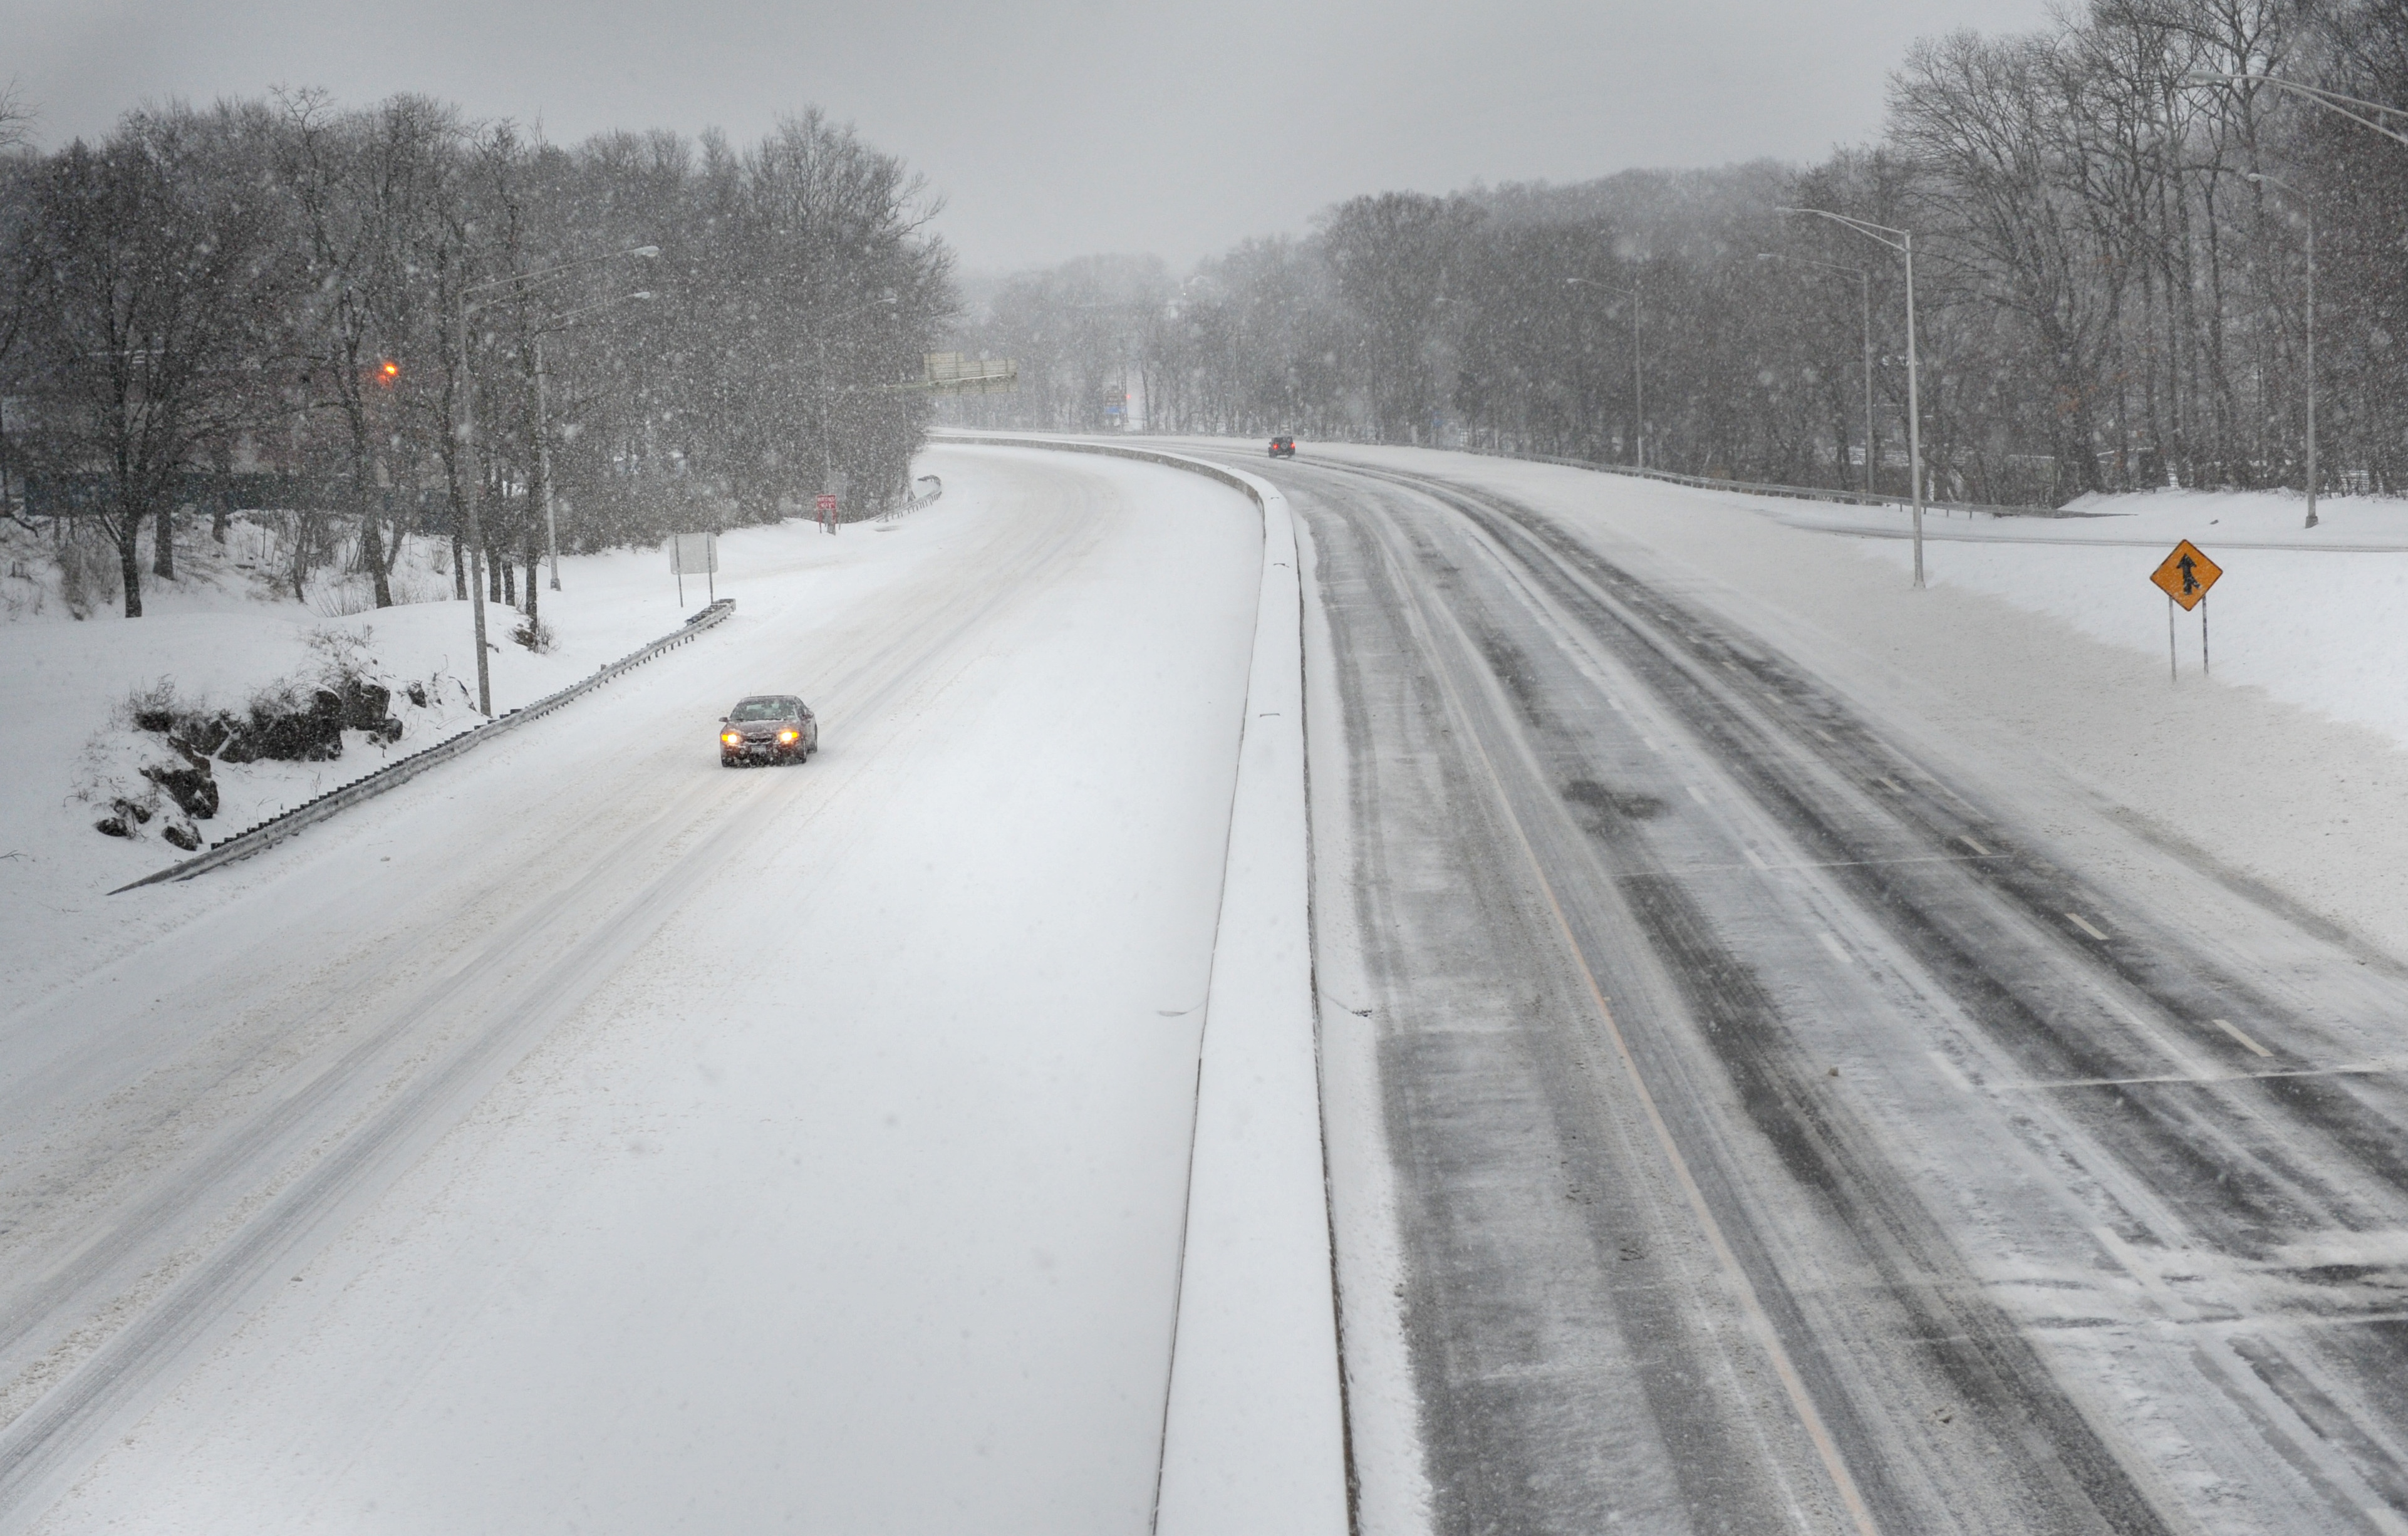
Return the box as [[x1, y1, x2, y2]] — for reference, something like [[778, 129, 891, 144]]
[[719, 695, 818, 765]]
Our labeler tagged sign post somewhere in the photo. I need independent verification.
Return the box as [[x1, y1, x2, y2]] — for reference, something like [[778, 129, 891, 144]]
[[819, 471, 848, 536], [672, 531, 719, 606], [2148, 539, 2222, 682]]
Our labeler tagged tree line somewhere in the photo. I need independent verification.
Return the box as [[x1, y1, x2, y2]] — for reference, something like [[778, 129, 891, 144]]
[[945, 0, 2407, 511], [0, 89, 955, 617]]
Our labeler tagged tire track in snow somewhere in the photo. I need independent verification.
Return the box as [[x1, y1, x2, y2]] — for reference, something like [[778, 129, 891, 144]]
[[1302, 452, 2408, 1533], [0, 459, 1113, 1525]]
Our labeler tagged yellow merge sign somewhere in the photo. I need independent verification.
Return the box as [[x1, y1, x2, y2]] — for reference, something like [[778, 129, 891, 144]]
[[2150, 539, 2221, 611]]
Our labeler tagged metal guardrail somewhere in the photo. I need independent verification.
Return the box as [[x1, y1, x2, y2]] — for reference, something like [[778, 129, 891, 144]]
[[113, 598, 738, 893], [935, 430, 2101, 521]]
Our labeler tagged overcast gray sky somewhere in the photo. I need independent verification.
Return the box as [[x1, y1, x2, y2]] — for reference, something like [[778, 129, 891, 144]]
[[5, 0, 2057, 274]]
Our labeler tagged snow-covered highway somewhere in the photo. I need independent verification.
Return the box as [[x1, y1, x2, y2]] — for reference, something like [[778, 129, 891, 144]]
[[18, 430, 2408, 1536], [1175, 442, 2408, 1536], [0, 446, 1262, 1533]]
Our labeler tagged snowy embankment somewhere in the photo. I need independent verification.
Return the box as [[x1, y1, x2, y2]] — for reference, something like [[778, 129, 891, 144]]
[[0, 511, 921, 999], [1287, 441, 2408, 962], [1832, 488, 2408, 740]]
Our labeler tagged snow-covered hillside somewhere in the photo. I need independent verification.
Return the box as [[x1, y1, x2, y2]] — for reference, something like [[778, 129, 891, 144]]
[[1, 501, 938, 997]]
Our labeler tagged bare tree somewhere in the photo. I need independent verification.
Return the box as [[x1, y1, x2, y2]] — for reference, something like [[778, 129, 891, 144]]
[[276, 90, 460, 609], [16, 104, 291, 615]]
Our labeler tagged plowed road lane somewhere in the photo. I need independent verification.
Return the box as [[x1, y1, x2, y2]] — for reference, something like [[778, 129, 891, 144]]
[[1217, 447, 2408, 1536]]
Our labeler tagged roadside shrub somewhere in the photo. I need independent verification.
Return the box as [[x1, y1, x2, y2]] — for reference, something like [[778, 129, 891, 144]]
[[56, 536, 121, 619]]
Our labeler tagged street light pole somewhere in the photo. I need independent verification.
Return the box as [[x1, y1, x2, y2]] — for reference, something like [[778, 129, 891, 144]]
[[452, 246, 658, 714], [452, 290, 494, 717], [1758, 252, 1875, 494], [2182, 71, 2408, 529], [1779, 207, 1926, 588], [1566, 276, 1644, 469], [530, 289, 656, 590], [534, 332, 559, 589], [2248, 172, 2319, 529], [1861, 267, 1875, 496]]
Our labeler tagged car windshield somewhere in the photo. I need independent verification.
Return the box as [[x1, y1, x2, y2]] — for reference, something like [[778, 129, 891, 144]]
[[728, 699, 791, 722]]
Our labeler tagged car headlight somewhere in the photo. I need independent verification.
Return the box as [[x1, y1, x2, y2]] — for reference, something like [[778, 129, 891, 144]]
[[722, 732, 742, 746], [778, 729, 799, 743]]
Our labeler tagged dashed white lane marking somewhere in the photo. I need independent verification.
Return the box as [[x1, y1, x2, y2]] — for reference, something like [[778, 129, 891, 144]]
[[1873, 776, 1903, 794], [1817, 932, 1851, 965], [1927, 1050, 1975, 1094], [2065, 911, 2111, 942], [1958, 834, 1993, 858], [1638, 735, 1660, 753], [1686, 784, 1711, 807], [1742, 848, 1770, 871], [2213, 1018, 2275, 1057]]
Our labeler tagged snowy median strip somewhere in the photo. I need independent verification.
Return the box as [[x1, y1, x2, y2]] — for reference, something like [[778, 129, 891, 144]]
[[939, 433, 1350, 1536], [112, 598, 737, 894]]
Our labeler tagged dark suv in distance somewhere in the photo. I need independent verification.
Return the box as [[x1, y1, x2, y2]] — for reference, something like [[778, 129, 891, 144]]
[[1269, 435, 1295, 458], [719, 695, 817, 766]]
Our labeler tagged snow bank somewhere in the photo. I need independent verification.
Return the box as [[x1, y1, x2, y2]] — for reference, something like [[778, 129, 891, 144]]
[[943, 435, 1349, 1536], [1149, 465, 1348, 1536], [1837, 489, 2408, 752]]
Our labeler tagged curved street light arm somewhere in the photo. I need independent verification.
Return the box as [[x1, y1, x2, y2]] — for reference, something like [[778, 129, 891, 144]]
[[465, 245, 662, 308], [1775, 206, 1909, 252], [2179, 71, 2408, 149]]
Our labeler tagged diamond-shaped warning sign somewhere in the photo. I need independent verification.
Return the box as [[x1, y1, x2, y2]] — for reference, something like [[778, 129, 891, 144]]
[[2150, 539, 2221, 611]]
